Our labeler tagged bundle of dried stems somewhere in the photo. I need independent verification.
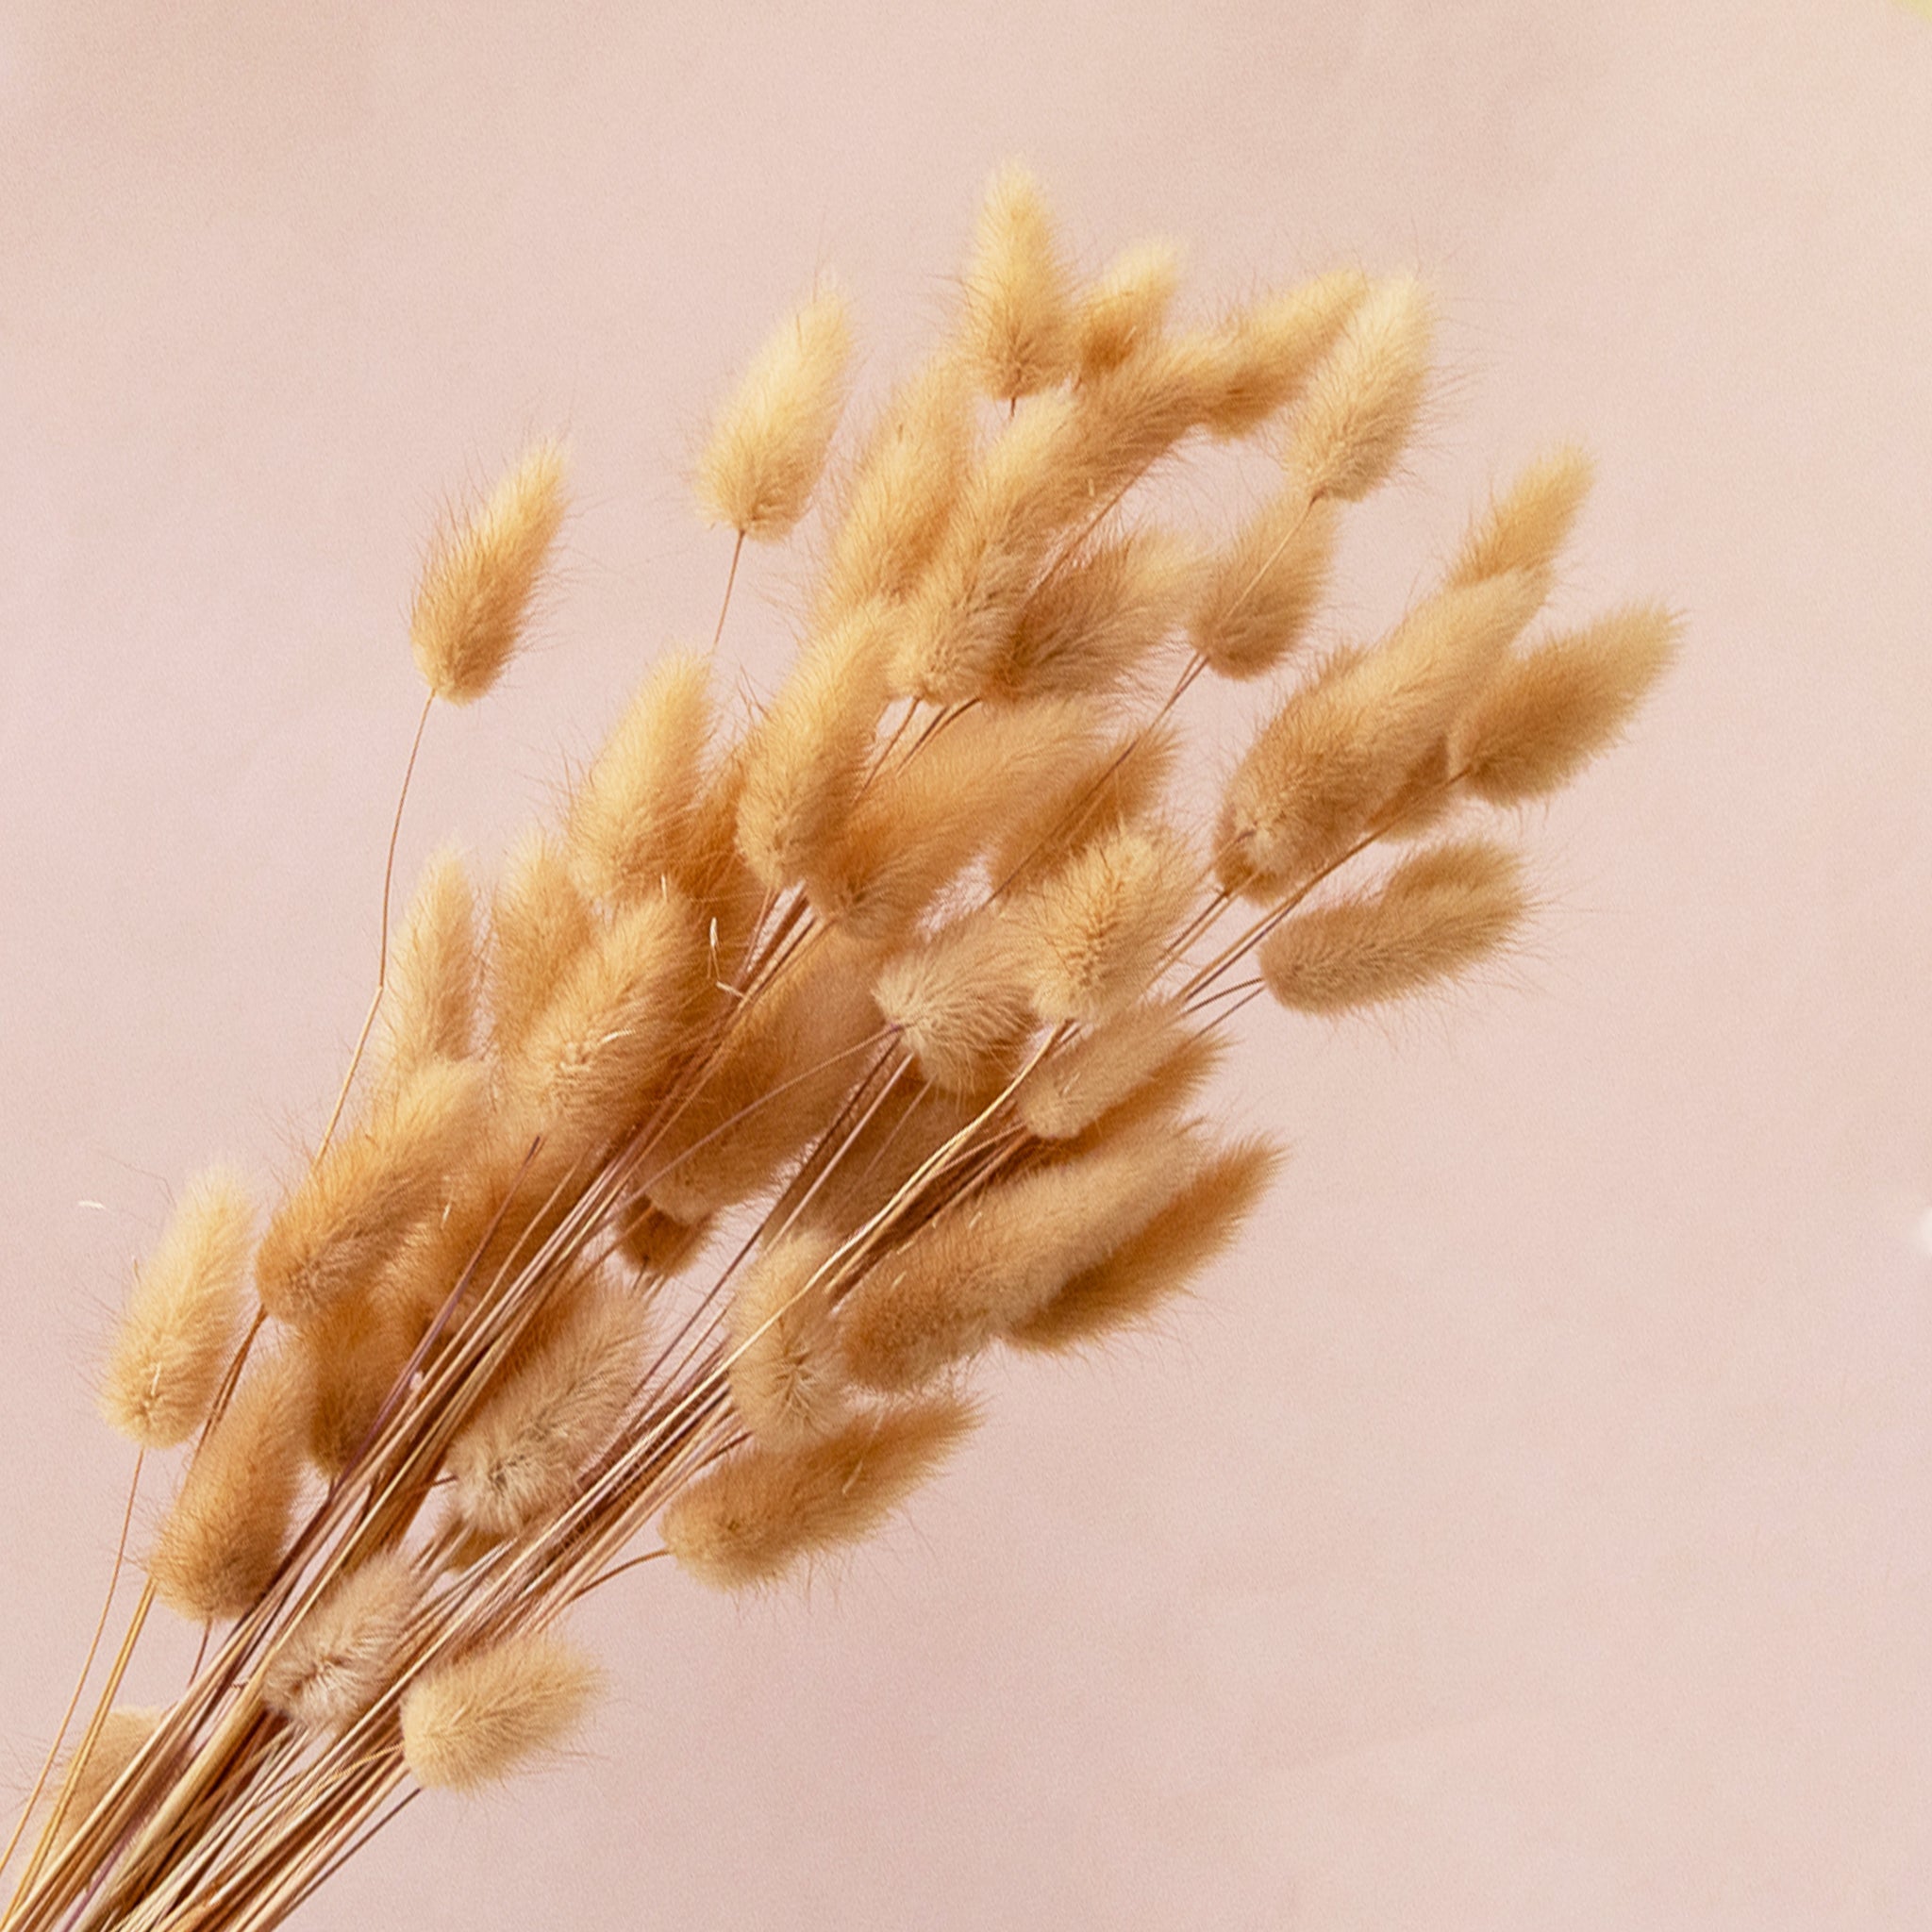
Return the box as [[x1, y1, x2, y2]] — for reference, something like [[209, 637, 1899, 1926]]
[[1, 167, 1674, 1931]]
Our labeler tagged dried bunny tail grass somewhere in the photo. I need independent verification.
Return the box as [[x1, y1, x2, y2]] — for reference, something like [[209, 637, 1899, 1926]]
[[99, 1166, 253, 1450], [1288, 276, 1434, 503], [1191, 493, 1339, 681], [989, 526, 1199, 702], [1446, 443, 1594, 596], [841, 1117, 1200, 1390], [642, 933, 881, 1223], [1216, 570, 1541, 895], [1019, 820, 1197, 1026], [147, 1343, 309, 1623], [565, 649, 713, 906], [448, 1281, 649, 1539], [262, 1548, 421, 1736], [1017, 997, 1196, 1141], [488, 829, 597, 1058], [401, 1629, 601, 1792], [410, 441, 567, 705], [1074, 239, 1183, 378], [300, 1285, 416, 1479], [1195, 268, 1370, 440], [1455, 604, 1681, 803], [255, 1058, 490, 1327], [1009, 1135, 1282, 1350], [380, 846, 479, 1089], [617, 1201, 714, 1281], [661, 1392, 976, 1590], [736, 600, 892, 891], [1259, 837, 1526, 1013], [874, 911, 1036, 1096], [509, 892, 705, 1157], [817, 358, 975, 623], [696, 280, 854, 541], [808, 699, 1095, 946], [960, 161, 1076, 401], [45, 1707, 161, 1853], [989, 721, 1180, 894], [727, 1228, 850, 1449]]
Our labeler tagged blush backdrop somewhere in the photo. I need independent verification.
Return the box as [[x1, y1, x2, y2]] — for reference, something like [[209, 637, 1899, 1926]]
[[3, 3, 1929, 1927]]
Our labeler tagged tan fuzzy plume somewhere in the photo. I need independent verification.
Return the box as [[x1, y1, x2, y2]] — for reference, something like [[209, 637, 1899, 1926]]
[[661, 1392, 975, 1590], [960, 162, 1076, 401], [841, 1118, 1200, 1390], [448, 1283, 647, 1539], [263, 1548, 420, 1736], [736, 601, 892, 892], [46, 1707, 160, 1853], [255, 1058, 490, 1327], [148, 1344, 309, 1623], [988, 722, 1179, 894], [696, 282, 853, 541], [1016, 997, 1196, 1141], [617, 1200, 713, 1281], [1447, 443, 1594, 597], [410, 441, 566, 706], [874, 911, 1036, 1096], [1009, 1136, 1281, 1350], [565, 650, 713, 907], [1074, 240, 1183, 378], [1216, 571, 1541, 896], [300, 1285, 416, 1479], [488, 830, 597, 1058], [727, 1229, 850, 1449], [1019, 820, 1196, 1026], [99, 1166, 253, 1451], [1191, 493, 1339, 681], [1455, 605, 1680, 803], [381, 847, 479, 1090], [400, 1630, 600, 1792], [818, 358, 975, 623], [1259, 837, 1525, 1013], [510, 894, 703, 1156], [1196, 268, 1369, 440], [1288, 276, 1434, 503]]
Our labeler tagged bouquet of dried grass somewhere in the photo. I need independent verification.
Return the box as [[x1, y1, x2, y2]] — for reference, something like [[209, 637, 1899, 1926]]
[[1, 168, 1674, 1931]]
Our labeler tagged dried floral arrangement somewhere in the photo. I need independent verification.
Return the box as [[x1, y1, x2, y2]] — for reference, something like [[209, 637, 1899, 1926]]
[[1, 168, 1674, 1931]]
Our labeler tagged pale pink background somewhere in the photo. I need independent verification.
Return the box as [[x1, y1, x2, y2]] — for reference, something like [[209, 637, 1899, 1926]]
[[3, 3, 1929, 1927]]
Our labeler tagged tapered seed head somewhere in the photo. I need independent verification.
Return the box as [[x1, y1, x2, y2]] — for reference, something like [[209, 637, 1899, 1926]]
[[488, 829, 597, 1059], [661, 1393, 976, 1590], [1446, 444, 1594, 597], [401, 1630, 601, 1791], [1288, 276, 1434, 503], [263, 1548, 421, 1736], [300, 1285, 417, 1479], [1258, 837, 1525, 1014], [988, 722, 1180, 896], [410, 441, 566, 705], [874, 911, 1036, 1095], [1196, 268, 1370, 440], [99, 1166, 253, 1450], [696, 282, 853, 541], [1016, 997, 1193, 1141], [46, 1707, 161, 1853], [1191, 493, 1339, 681], [1453, 604, 1680, 803], [147, 1343, 310, 1623], [728, 1229, 850, 1450], [1073, 240, 1184, 378], [380, 846, 479, 1091], [960, 162, 1076, 401], [1009, 1136, 1282, 1351]]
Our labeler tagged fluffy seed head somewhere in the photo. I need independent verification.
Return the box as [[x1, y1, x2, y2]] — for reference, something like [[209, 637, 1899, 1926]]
[[1447, 444, 1594, 597], [661, 1393, 975, 1590], [1017, 997, 1197, 1141], [410, 441, 566, 705], [728, 1229, 850, 1449], [300, 1286, 417, 1478], [1191, 493, 1339, 681], [874, 912, 1036, 1095], [960, 162, 1076, 401], [1074, 240, 1183, 377], [1196, 268, 1370, 440], [988, 723, 1180, 895], [401, 1630, 600, 1791], [1258, 838, 1526, 1013], [488, 830, 597, 1059], [1019, 821, 1196, 1026], [1289, 276, 1434, 503], [263, 1548, 420, 1736], [618, 1201, 714, 1281], [99, 1167, 253, 1450], [1009, 1136, 1281, 1350], [1454, 605, 1680, 803], [255, 1058, 490, 1327], [147, 1344, 309, 1623], [566, 651, 713, 907], [696, 282, 853, 541], [776, 1076, 982, 1242], [381, 847, 479, 1090], [47, 1707, 160, 1852]]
